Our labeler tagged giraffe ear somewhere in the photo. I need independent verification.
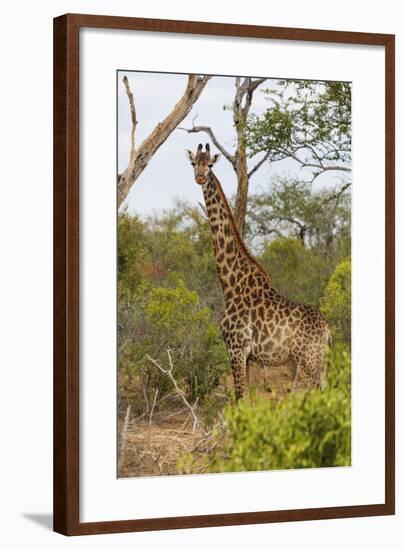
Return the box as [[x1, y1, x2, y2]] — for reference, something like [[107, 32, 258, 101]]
[[210, 153, 221, 166], [185, 150, 196, 164]]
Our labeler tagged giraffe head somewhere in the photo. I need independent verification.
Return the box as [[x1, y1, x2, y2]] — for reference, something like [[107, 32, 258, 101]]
[[186, 143, 221, 185]]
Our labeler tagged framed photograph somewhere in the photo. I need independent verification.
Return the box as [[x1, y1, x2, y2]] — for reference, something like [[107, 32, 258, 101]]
[[53, 13, 395, 535]]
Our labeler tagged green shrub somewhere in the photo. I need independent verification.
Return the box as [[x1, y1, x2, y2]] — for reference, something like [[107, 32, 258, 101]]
[[182, 345, 351, 473], [118, 279, 229, 410], [118, 212, 151, 297], [320, 258, 351, 344], [260, 238, 330, 306]]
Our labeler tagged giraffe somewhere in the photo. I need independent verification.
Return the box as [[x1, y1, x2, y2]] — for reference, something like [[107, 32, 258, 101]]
[[186, 143, 332, 400]]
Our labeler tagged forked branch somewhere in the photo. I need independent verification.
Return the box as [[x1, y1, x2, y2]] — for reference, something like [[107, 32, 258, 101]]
[[146, 350, 200, 433], [178, 116, 235, 165]]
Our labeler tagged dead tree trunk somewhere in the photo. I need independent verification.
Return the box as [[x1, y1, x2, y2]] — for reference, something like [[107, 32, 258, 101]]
[[118, 74, 211, 207]]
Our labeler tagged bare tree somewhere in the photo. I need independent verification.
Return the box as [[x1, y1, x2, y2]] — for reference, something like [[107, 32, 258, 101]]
[[179, 77, 267, 236], [118, 74, 211, 207]]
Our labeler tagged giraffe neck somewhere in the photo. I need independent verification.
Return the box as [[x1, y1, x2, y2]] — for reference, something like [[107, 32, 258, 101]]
[[202, 172, 271, 300]]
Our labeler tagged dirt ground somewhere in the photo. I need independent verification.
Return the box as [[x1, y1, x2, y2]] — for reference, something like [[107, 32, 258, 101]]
[[118, 415, 207, 477], [118, 364, 295, 478]]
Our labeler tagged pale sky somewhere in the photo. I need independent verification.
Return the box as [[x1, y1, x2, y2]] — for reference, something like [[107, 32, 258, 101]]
[[117, 71, 345, 218]]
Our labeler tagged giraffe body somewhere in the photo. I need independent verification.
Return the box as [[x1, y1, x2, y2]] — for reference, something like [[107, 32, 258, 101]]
[[186, 144, 331, 399]]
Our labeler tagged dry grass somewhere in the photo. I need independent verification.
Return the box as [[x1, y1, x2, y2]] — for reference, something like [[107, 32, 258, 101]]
[[118, 364, 299, 478], [118, 413, 208, 477]]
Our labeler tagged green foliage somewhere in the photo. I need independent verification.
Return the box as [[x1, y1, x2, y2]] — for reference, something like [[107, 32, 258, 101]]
[[118, 212, 151, 297], [191, 345, 351, 473], [146, 280, 203, 335], [247, 102, 295, 154], [119, 279, 228, 410], [320, 258, 351, 344], [260, 237, 330, 306], [246, 80, 351, 177], [151, 205, 224, 320], [119, 205, 223, 318]]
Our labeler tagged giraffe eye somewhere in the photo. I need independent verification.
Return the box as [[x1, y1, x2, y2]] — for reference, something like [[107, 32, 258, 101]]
[[191, 162, 196, 166]]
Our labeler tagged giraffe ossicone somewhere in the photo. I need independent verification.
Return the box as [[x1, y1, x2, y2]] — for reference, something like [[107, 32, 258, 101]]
[[187, 143, 331, 400]]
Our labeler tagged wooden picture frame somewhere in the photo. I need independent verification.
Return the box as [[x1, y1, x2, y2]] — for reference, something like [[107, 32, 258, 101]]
[[53, 13, 395, 536]]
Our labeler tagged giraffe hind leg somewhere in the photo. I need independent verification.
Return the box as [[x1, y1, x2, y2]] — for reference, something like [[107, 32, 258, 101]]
[[262, 363, 272, 392], [230, 354, 247, 401], [291, 362, 302, 393], [246, 356, 252, 389], [292, 357, 323, 392]]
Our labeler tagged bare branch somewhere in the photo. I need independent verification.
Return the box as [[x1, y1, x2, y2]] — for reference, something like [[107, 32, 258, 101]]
[[149, 388, 159, 426], [242, 77, 267, 117], [250, 77, 267, 92], [146, 350, 200, 433], [309, 168, 351, 185], [122, 75, 137, 161], [198, 201, 208, 219], [142, 384, 149, 413], [233, 77, 246, 124], [248, 151, 271, 178], [234, 77, 267, 119], [118, 74, 211, 207], [316, 182, 351, 212], [276, 148, 351, 174], [178, 120, 235, 165]]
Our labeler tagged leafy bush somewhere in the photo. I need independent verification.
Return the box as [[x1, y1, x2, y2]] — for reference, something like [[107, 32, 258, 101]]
[[118, 212, 151, 297], [118, 208, 223, 317], [181, 345, 351, 473], [260, 237, 330, 306], [320, 258, 351, 344], [118, 279, 229, 411]]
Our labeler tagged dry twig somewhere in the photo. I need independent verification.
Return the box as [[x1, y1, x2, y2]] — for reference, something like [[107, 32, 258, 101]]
[[149, 388, 159, 426], [118, 404, 131, 472], [146, 350, 200, 433]]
